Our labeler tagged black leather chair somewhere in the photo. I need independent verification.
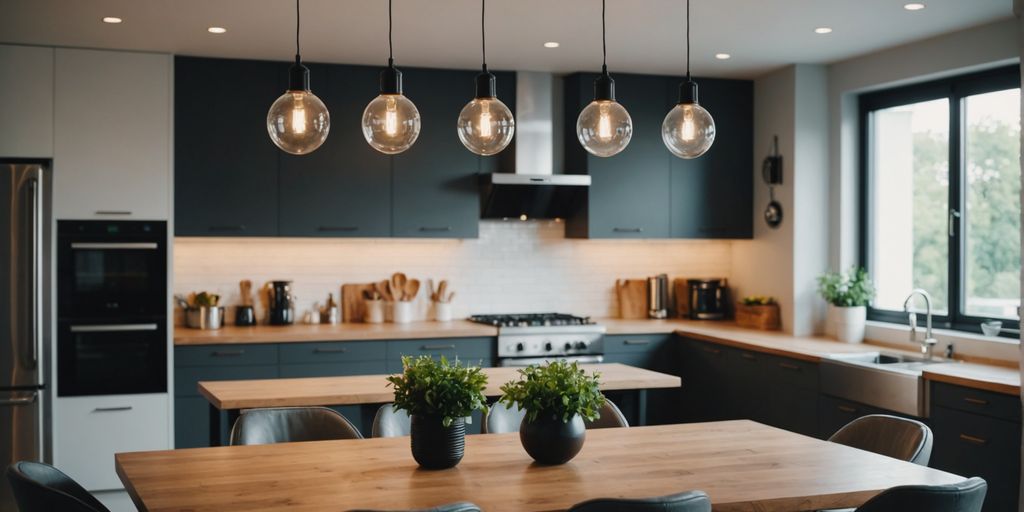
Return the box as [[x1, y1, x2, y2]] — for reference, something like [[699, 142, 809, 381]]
[[584, 400, 629, 429], [6, 461, 110, 512], [229, 406, 363, 445], [829, 414, 933, 466], [568, 490, 711, 512], [372, 404, 411, 438], [348, 501, 482, 512], [855, 477, 987, 511], [481, 403, 526, 434]]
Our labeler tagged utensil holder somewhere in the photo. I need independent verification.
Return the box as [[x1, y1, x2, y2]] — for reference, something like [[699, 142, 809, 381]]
[[392, 301, 414, 324], [186, 306, 225, 330], [434, 302, 453, 322], [365, 300, 385, 323]]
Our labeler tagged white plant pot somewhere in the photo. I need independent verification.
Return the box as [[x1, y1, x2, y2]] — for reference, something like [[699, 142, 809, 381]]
[[434, 302, 453, 322], [392, 301, 414, 324], [830, 305, 867, 344]]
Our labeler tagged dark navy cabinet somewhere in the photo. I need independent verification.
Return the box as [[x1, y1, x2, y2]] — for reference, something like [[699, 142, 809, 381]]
[[602, 334, 676, 425]]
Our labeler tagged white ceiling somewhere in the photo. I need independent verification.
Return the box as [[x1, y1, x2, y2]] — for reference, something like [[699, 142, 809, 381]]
[[0, 0, 1013, 79]]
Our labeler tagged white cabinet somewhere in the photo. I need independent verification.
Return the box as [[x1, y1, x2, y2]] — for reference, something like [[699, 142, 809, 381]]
[[0, 45, 54, 158], [53, 394, 170, 491], [54, 49, 171, 220]]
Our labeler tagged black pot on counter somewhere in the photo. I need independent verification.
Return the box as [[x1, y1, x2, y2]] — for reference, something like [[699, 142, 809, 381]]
[[410, 415, 465, 469], [520, 412, 585, 465]]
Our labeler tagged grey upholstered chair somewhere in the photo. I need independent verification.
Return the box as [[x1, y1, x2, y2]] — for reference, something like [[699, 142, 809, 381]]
[[828, 414, 933, 466], [855, 477, 987, 512], [568, 490, 711, 512], [372, 404, 411, 438], [229, 406, 363, 445], [347, 501, 482, 512], [584, 400, 629, 429], [482, 402, 527, 434], [6, 461, 110, 512]]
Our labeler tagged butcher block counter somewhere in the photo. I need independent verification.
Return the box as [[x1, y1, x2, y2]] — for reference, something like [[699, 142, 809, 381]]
[[174, 320, 498, 346]]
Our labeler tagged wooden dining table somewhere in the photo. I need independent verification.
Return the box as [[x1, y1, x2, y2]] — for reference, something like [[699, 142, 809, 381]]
[[116, 420, 965, 512], [198, 363, 681, 445]]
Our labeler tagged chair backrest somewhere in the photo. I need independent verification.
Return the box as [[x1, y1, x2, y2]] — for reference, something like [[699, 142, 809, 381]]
[[584, 400, 629, 429], [828, 414, 933, 465], [347, 501, 482, 512], [372, 404, 411, 438], [855, 477, 987, 512], [229, 406, 363, 445], [568, 490, 711, 512], [6, 461, 110, 512], [482, 403, 526, 434]]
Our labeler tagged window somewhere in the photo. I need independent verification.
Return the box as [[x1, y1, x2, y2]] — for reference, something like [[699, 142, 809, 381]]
[[860, 66, 1021, 336]]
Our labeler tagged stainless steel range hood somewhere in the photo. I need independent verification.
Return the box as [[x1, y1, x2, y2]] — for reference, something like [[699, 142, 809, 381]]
[[479, 72, 588, 219]]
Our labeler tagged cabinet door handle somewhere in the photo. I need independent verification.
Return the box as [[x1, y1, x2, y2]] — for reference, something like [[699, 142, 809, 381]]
[[837, 405, 858, 414], [612, 227, 643, 233], [211, 349, 245, 357], [208, 225, 246, 232], [623, 339, 650, 346], [778, 362, 801, 371], [421, 344, 456, 350], [70, 323, 158, 333], [93, 406, 133, 413], [962, 397, 989, 406], [959, 434, 988, 445], [95, 210, 132, 215], [419, 226, 452, 232], [701, 346, 721, 355], [313, 347, 348, 354], [740, 353, 757, 361], [318, 226, 358, 232]]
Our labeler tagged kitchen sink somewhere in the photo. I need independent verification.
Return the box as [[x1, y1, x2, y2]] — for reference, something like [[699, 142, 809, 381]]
[[820, 351, 954, 418]]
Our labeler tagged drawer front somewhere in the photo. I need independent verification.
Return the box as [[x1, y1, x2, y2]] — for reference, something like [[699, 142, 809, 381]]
[[386, 338, 493, 364], [764, 354, 818, 390], [603, 334, 670, 354], [280, 361, 388, 378], [175, 344, 278, 367], [931, 381, 1021, 422], [54, 394, 170, 491], [279, 341, 386, 364], [819, 394, 890, 439], [175, 364, 278, 396]]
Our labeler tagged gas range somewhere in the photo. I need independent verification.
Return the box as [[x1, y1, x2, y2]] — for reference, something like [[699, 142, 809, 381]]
[[469, 313, 606, 366]]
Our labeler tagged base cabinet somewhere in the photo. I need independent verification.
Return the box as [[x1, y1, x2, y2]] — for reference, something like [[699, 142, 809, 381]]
[[602, 334, 676, 425]]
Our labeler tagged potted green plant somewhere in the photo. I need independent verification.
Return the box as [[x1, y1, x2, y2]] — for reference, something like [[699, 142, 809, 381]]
[[817, 266, 876, 343], [386, 355, 488, 469], [498, 361, 605, 465]]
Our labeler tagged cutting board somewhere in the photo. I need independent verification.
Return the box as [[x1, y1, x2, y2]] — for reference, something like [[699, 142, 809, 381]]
[[616, 279, 649, 319], [674, 278, 690, 318], [341, 283, 376, 323]]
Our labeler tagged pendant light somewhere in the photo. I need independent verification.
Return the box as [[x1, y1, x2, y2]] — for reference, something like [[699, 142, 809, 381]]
[[457, 0, 515, 156], [267, 0, 330, 155], [362, 0, 421, 155], [662, 0, 715, 159], [576, 0, 632, 158]]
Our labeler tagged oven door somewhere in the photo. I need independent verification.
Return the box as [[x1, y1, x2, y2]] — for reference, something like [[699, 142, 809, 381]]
[[499, 355, 604, 367], [57, 321, 167, 397]]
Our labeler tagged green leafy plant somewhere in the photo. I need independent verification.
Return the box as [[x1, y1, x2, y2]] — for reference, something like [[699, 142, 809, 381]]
[[498, 360, 606, 423], [386, 356, 488, 427], [191, 291, 220, 307], [818, 266, 875, 307], [741, 296, 776, 306]]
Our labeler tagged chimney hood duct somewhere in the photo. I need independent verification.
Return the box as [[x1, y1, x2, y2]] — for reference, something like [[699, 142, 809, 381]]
[[479, 72, 589, 219]]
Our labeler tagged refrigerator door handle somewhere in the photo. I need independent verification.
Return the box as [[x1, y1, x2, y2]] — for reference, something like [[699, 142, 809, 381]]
[[28, 175, 40, 369], [0, 393, 36, 407]]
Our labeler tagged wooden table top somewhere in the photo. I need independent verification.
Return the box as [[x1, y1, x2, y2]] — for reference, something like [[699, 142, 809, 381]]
[[116, 420, 965, 512], [199, 363, 681, 410]]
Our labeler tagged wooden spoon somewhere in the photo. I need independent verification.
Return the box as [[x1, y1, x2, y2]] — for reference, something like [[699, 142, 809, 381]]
[[376, 280, 392, 302], [404, 279, 420, 302], [391, 273, 407, 301], [436, 280, 448, 303]]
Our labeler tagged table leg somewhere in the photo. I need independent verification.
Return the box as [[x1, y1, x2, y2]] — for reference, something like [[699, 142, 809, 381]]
[[637, 389, 648, 426], [209, 403, 221, 447]]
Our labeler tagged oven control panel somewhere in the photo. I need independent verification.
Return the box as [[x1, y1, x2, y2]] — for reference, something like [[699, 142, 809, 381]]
[[497, 329, 605, 358]]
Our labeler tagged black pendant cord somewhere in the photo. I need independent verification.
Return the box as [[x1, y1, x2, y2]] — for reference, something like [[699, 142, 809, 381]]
[[481, 0, 487, 71], [288, 0, 310, 91], [295, 0, 301, 61], [379, 0, 402, 95], [388, 0, 394, 65], [685, 0, 690, 81], [677, 0, 697, 104], [591, 0, 614, 101], [474, 0, 496, 98], [601, 0, 607, 75]]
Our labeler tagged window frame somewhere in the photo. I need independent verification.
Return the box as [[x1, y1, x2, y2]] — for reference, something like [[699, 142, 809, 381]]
[[858, 65, 1021, 338]]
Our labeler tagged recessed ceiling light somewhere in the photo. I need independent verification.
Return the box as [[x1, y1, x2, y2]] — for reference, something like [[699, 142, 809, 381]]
[[543, 41, 560, 48], [102, 17, 122, 24], [715, 53, 731, 60], [814, 27, 833, 34], [207, 26, 227, 34], [903, 3, 926, 10]]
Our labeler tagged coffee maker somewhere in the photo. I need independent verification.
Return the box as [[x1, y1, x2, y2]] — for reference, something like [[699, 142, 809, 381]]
[[267, 280, 295, 325], [687, 278, 729, 320]]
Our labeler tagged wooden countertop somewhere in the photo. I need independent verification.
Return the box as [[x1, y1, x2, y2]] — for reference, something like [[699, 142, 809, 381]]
[[174, 320, 498, 346], [116, 420, 965, 512], [923, 362, 1020, 396], [199, 363, 680, 410]]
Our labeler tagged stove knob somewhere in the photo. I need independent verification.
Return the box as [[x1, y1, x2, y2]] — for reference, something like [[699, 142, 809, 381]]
[[544, 342, 553, 352], [575, 341, 588, 349], [515, 343, 525, 352], [564, 342, 573, 351]]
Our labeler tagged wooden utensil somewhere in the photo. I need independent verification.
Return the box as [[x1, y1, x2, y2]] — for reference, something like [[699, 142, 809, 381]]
[[239, 280, 252, 306], [616, 279, 649, 319], [341, 283, 376, 323], [391, 273, 407, 301], [436, 280, 449, 303], [404, 279, 420, 301], [375, 280, 392, 302]]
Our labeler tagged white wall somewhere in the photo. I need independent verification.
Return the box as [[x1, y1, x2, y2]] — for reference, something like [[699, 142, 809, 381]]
[[175, 221, 733, 322]]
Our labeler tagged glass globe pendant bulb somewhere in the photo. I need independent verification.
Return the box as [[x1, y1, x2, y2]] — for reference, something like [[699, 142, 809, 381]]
[[458, 71, 514, 156], [662, 81, 715, 159], [267, 62, 330, 155], [363, 62, 420, 154], [576, 71, 631, 158]]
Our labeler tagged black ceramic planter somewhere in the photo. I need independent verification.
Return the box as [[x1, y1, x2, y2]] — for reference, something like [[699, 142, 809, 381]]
[[520, 412, 586, 465], [410, 415, 465, 469]]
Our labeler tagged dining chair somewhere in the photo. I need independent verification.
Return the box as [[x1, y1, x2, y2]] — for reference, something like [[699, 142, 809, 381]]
[[372, 403, 411, 438], [229, 406, 364, 445], [6, 461, 110, 512], [855, 477, 987, 511], [828, 414, 933, 466], [568, 490, 711, 512], [348, 501, 482, 512], [482, 402, 526, 434], [584, 399, 629, 429]]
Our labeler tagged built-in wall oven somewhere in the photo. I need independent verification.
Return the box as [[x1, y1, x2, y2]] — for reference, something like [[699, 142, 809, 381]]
[[56, 220, 167, 397]]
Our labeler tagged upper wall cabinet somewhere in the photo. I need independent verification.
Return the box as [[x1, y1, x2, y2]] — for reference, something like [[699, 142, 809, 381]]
[[0, 45, 53, 159], [563, 72, 753, 240], [54, 49, 172, 220], [175, 57, 280, 236]]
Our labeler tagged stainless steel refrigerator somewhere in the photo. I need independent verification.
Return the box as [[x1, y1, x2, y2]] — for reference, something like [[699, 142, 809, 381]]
[[0, 162, 47, 510]]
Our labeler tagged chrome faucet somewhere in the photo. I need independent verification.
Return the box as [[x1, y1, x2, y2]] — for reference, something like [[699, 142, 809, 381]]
[[903, 289, 938, 360]]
